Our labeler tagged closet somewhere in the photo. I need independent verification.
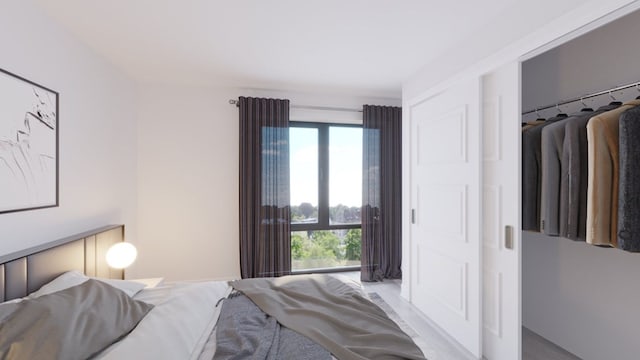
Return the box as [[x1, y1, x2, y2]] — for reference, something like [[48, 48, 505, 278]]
[[403, 1, 640, 360], [520, 9, 640, 360]]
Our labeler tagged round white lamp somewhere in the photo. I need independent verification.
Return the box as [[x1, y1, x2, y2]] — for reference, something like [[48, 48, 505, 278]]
[[106, 242, 138, 269]]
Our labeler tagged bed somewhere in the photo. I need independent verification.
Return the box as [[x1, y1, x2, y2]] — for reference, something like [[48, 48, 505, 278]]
[[0, 225, 426, 360]]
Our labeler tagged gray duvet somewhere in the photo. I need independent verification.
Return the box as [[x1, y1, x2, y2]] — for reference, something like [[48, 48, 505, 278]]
[[217, 274, 426, 360]]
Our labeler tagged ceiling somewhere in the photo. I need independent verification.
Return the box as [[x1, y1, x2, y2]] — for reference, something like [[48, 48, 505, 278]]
[[36, 0, 590, 98]]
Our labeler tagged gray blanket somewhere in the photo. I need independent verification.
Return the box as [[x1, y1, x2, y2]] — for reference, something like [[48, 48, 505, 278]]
[[225, 274, 426, 360], [213, 292, 332, 360]]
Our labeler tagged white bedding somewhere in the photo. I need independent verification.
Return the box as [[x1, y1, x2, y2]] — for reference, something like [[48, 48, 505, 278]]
[[96, 281, 231, 360], [97, 274, 365, 360], [1, 270, 373, 359]]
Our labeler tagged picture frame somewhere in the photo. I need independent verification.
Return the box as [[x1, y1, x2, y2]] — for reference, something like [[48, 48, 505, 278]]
[[0, 68, 59, 214]]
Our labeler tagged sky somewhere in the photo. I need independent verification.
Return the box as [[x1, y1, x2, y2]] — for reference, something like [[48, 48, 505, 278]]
[[289, 126, 362, 207]]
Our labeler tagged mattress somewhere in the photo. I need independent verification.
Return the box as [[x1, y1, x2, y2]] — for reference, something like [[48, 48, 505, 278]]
[[96, 280, 231, 360]]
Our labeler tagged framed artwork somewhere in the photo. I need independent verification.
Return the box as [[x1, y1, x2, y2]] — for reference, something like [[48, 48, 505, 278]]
[[0, 68, 59, 214]]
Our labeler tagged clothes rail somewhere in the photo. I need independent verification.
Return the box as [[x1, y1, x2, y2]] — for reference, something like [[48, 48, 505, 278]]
[[228, 99, 363, 113], [522, 80, 640, 115]]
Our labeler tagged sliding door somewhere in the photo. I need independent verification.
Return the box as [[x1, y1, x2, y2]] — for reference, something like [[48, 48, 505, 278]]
[[482, 61, 521, 360], [409, 77, 482, 358]]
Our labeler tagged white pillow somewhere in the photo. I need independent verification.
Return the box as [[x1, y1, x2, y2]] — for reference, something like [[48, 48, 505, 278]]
[[29, 270, 146, 298]]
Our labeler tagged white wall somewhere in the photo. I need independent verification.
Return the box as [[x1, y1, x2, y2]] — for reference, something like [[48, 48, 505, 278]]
[[522, 232, 640, 360], [134, 85, 399, 281], [134, 85, 240, 281], [521, 8, 640, 360], [402, 0, 638, 102], [0, 0, 401, 282], [0, 1, 137, 256], [402, 0, 594, 101], [522, 9, 640, 115]]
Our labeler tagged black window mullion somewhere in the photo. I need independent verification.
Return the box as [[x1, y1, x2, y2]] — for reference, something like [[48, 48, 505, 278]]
[[318, 124, 330, 228], [291, 223, 360, 232]]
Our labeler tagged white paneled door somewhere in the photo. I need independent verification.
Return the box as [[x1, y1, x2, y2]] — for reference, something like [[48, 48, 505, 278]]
[[409, 77, 482, 358], [482, 62, 521, 360]]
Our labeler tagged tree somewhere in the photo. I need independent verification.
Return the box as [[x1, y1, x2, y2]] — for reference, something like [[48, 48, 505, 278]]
[[330, 204, 347, 224], [291, 233, 307, 260], [291, 205, 304, 222], [299, 202, 315, 219], [345, 229, 361, 260], [311, 230, 343, 260]]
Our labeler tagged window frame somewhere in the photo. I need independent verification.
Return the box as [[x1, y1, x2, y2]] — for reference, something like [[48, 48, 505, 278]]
[[289, 121, 362, 233], [289, 121, 362, 273]]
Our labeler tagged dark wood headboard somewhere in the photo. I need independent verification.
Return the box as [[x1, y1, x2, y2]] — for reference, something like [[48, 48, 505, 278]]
[[0, 225, 125, 302]]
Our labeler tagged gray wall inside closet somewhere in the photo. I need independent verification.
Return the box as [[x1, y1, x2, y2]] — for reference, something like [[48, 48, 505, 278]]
[[521, 9, 640, 360]]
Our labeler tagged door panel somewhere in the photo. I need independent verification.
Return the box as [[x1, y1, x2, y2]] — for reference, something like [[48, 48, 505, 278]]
[[482, 61, 521, 360], [410, 77, 482, 358]]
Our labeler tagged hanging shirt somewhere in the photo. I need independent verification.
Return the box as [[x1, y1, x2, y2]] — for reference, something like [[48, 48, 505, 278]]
[[561, 104, 621, 240], [521, 114, 567, 232], [617, 105, 640, 251], [586, 99, 640, 247], [540, 110, 593, 236]]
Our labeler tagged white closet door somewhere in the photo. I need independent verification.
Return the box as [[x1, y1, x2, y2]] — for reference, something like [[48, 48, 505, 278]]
[[409, 77, 481, 358], [481, 61, 521, 360]]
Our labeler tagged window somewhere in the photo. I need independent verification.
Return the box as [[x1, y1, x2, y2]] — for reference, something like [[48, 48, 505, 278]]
[[290, 122, 362, 271]]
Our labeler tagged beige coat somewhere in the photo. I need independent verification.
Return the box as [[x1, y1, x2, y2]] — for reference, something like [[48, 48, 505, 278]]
[[522, 120, 546, 131], [586, 99, 640, 246]]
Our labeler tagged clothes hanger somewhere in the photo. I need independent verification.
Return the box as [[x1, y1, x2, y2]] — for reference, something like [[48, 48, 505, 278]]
[[636, 84, 640, 100], [580, 98, 593, 112], [555, 104, 568, 118], [535, 108, 545, 122], [609, 90, 623, 105]]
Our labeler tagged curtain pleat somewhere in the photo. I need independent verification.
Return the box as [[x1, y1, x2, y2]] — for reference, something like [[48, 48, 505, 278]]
[[361, 105, 402, 282], [239, 97, 291, 278]]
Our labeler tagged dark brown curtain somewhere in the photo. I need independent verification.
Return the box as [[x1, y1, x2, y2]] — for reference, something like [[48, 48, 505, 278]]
[[239, 97, 291, 278], [361, 105, 402, 282]]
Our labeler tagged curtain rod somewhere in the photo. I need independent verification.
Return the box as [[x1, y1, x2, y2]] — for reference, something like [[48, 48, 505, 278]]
[[522, 80, 640, 115], [228, 99, 363, 113]]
